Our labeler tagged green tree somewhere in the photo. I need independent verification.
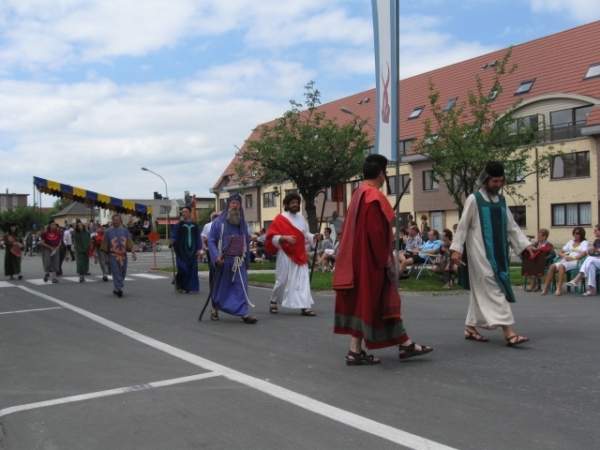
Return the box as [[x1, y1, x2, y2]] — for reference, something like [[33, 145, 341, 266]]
[[415, 47, 561, 215], [197, 206, 216, 228], [0, 205, 50, 233], [52, 198, 73, 214], [235, 81, 370, 231]]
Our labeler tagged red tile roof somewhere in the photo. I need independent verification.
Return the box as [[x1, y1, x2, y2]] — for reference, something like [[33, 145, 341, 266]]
[[214, 20, 600, 190]]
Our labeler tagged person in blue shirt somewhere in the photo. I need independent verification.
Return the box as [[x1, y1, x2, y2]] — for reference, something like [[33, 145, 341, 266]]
[[398, 229, 442, 279]]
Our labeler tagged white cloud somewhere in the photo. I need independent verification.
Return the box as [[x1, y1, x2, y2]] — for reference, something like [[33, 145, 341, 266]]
[[529, 0, 600, 22]]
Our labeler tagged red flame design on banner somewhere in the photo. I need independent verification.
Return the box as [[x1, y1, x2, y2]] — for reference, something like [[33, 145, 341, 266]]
[[381, 62, 390, 123]]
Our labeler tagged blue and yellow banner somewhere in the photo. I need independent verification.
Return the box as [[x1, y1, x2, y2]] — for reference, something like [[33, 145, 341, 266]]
[[33, 176, 152, 217]]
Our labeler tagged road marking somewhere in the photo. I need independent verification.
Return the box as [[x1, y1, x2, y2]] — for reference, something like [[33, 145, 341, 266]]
[[0, 372, 220, 418], [0, 281, 16, 288], [62, 277, 98, 283], [16, 285, 456, 450], [129, 273, 168, 280], [0, 307, 63, 315]]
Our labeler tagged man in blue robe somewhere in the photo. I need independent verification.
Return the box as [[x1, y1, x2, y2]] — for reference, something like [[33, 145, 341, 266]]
[[208, 194, 257, 324], [170, 205, 201, 293], [101, 214, 137, 298]]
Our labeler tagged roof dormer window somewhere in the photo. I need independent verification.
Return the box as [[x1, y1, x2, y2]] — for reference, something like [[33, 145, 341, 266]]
[[408, 106, 424, 119], [515, 79, 535, 95], [443, 97, 457, 112], [584, 63, 600, 80]]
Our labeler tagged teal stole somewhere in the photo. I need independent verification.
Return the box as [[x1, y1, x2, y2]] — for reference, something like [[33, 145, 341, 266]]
[[458, 191, 516, 303]]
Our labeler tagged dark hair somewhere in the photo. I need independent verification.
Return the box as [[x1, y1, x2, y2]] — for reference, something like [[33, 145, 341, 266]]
[[399, 227, 407, 235], [324, 227, 332, 234], [443, 230, 453, 241], [363, 161, 384, 180], [572, 226, 586, 240], [430, 229, 440, 240], [283, 193, 301, 211]]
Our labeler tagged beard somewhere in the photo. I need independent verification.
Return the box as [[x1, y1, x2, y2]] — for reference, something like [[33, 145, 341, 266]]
[[288, 205, 300, 214], [227, 208, 241, 225], [486, 184, 501, 197]]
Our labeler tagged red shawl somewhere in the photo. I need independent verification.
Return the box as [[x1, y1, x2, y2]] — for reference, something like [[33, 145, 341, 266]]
[[266, 214, 308, 265]]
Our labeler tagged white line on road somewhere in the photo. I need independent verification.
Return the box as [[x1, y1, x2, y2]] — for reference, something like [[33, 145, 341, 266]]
[[15, 285, 456, 450], [0, 372, 220, 418], [0, 281, 16, 288], [0, 307, 63, 315]]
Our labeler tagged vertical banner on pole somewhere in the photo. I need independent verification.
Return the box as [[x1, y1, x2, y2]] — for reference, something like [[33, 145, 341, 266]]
[[371, 0, 398, 162]]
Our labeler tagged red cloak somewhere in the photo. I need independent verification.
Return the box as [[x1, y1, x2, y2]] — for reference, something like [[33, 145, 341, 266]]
[[333, 183, 407, 350], [265, 214, 308, 266]]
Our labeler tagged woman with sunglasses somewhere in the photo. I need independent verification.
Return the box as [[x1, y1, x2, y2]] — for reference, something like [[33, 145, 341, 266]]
[[541, 226, 588, 296]]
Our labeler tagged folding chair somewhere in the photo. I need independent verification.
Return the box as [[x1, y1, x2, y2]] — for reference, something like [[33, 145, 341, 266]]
[[413, 254, 436, 280]]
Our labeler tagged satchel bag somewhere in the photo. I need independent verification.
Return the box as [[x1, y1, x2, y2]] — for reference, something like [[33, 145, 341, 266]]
[[521, 245, 551, 278]]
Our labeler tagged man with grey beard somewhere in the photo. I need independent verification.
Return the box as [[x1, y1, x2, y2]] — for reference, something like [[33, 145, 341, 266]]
[[451, 162, 534, 347], [207, 194, 257, 324]]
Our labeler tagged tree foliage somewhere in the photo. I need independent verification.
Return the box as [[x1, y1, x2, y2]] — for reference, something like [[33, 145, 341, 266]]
[[414, 47, 561, 214], [235, 81, 370, 231], [52, 198, 73, 214], [0, 206, 51, 233]]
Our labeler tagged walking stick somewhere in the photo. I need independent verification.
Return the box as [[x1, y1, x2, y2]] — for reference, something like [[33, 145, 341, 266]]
[[198, 239, 232, 321], [310, 189, 328, 282]]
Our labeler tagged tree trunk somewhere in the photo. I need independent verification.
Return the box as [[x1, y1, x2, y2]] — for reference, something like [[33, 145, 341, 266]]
[[303, 193, 319, 233]]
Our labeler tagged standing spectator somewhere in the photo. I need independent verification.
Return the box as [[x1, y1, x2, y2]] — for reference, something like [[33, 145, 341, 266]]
[[333, 154, 432, 365], [420, 214, 429, 241], [25, 232, 34, 257], [327, 211, 344, 241], [201, 211, 220, 288], [63, 225, 75, 261], [101, 214, 137, 297], [4, 224, 23, 280], [40, 221, 62, 283], [74, 221, 91, 282]]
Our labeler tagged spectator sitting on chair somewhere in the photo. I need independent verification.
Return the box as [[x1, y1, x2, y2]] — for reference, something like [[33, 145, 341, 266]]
[[525, 228, 556, 292], [566, 224, 600, 295], [399, 229, 442, 279], [316, 233, 341, 272], [398, 225, 422, 259], [308, 227, 334, 264], [540, 226, 588, 296]]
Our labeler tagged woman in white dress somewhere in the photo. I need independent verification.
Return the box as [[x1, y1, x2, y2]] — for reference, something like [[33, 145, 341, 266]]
[[540, 226, 588, 296]]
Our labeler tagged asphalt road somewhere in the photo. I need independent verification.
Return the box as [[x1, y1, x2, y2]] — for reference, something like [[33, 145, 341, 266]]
[[0, 250, 598, 450]]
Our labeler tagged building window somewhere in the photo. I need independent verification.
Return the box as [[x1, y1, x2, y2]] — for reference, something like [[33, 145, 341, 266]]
[[12, 196, 18, 206], [263, 192, 277, 208], [399, 139, 414, 156], [515, 79, 535, 95], [351, 180, 363, 193], [552, 203, 591, 226], [0, 197, 5, 205], [550, 105, 592, 141], [219, 198, 226, 211], [263, 220, 273, 231], [388, 174, 410, 195], [423, 171, 438, 191], [408, 106, 424, 119], [245, 194, 253, 209], [159, 206, 168, 214], [285, 189, 297, 196], [505, 160, 526, 185], [584, 63, 600, 80], [488, 88, 499, 101], [509, 114, 540, 144], [443, 97, 457, 112], [509, 205, 526, 228], [551, 151, 590, 179]]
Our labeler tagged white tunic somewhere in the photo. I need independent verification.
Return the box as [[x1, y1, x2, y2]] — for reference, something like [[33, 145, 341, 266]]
[[450, 188, 531, 329], [269, 211, 315, 309]]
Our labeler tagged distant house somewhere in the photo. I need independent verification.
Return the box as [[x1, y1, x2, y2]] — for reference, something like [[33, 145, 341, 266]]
[[52, 202, 97, 226], [0, 192, 28, 213]]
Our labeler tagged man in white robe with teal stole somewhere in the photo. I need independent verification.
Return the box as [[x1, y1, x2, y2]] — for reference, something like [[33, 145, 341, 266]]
[[451, 162, 534, 347]]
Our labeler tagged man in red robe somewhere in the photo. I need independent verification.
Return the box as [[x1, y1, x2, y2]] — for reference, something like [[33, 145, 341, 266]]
[[333, 154, 433, 365]]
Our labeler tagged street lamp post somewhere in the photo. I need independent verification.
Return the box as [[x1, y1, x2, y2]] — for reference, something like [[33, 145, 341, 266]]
[[141, 167, 170, 243], [340, 107, 376, 133]]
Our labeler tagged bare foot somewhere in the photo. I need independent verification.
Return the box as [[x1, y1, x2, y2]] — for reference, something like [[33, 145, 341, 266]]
[[540, 288, 548, 296], [554, 287, 562, 296]]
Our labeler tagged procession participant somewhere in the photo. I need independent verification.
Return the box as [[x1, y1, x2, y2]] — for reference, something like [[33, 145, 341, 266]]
[[266, 193, 320, 316], [207, 194, 256, 323], [40, 221, 62, 283], [170, 205, 202, 293], [74, 221, 91, 283], [201, 211, 220, 287], [451, 162, 535, 347], [101, 214, 137, 298], [4, 224, 23, 280], [93, 224, 110, 281], [334, 154, 432, 365]]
